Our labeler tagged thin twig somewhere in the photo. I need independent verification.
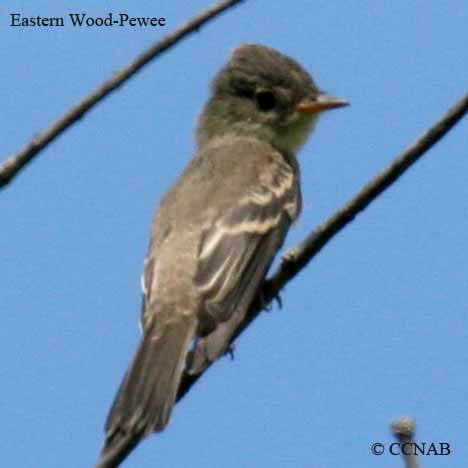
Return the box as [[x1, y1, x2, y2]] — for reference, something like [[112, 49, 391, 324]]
[[0, 0, 245, 191], [177, 93, 468, 399], [392, 417, 420, 468]]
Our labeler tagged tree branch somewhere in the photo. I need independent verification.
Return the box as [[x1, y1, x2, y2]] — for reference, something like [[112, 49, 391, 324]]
[[392, 417, 420, 468], [176, 93, 468, 399], [0, 0, 245, 191]]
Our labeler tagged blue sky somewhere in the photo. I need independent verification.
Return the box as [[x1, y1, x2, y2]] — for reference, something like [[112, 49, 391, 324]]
[[1, 1, 467, 467]]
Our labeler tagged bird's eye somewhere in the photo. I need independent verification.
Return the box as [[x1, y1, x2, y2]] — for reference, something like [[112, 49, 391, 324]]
[[255, 90, 276, 111]]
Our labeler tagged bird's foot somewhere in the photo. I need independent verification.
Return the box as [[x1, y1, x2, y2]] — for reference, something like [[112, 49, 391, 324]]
[[259, 280, 282, 312], [226, 343, 236, 360]]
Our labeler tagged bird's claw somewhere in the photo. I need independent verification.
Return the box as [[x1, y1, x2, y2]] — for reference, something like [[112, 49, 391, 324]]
[[226, 344, 235, 360], [258, 282, 282, 312], [274, 292, 283, 309]]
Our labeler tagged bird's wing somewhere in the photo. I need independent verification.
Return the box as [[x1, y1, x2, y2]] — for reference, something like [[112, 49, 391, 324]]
[[189, 153, 300, 373]]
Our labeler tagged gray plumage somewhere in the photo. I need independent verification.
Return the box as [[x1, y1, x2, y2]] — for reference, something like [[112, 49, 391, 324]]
[[97, 44, 347, 467]]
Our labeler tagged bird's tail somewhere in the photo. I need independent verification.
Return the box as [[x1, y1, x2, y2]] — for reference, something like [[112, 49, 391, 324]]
[[96, 313, 196, 468]]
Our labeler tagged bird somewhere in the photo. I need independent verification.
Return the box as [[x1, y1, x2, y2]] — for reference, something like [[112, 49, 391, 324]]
[[96, 44, 348, 467]]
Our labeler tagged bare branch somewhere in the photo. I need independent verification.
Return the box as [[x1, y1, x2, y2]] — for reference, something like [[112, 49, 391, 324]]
[[96, 93, 467, 468], [392, 417, 420, 468], [177, 93, 468, 398], [265, 93, 468, 294], [0, 0, 245, 191]]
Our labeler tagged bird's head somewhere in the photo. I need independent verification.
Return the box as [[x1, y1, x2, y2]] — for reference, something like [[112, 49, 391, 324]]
[[197, 44, 348, 155]]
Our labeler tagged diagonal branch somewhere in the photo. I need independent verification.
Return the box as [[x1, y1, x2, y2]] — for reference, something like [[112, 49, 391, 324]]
[[0, 0, 245, 191], [176, 93, 468, 400]]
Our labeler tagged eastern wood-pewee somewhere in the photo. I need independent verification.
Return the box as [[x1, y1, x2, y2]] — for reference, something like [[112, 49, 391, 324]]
[[97, 44, 347, 466]]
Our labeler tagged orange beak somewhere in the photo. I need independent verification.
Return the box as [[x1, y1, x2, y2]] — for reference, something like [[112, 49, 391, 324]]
[[296, 94, 349, 114]]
